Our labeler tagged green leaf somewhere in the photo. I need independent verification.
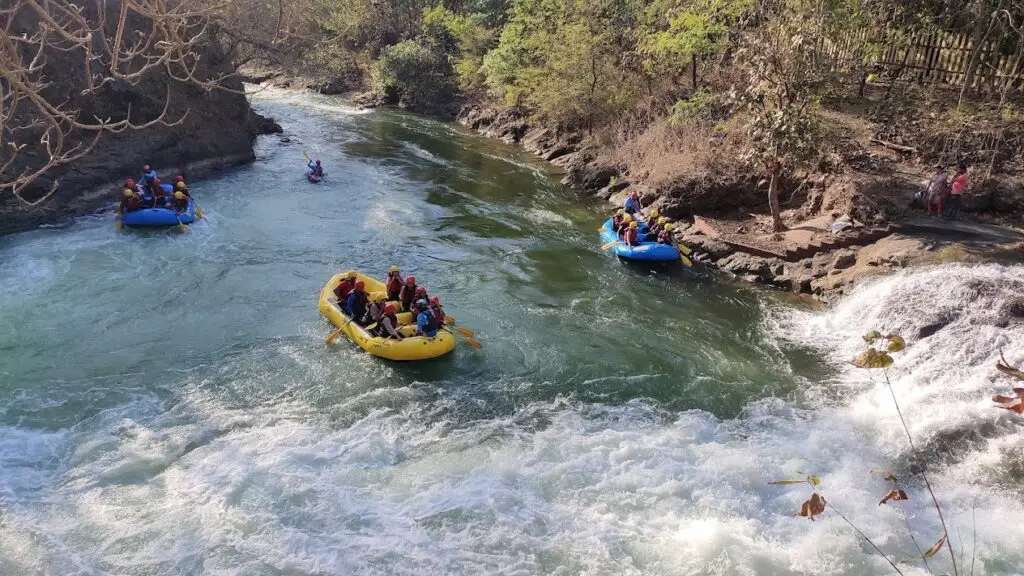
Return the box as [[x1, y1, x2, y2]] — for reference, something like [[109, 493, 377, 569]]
[[852, 348, 894, 369], [808, 475, 822, 486], [886, 335, 906, 353], [863, 330, 881, 345], [768, 479, 807, 485]]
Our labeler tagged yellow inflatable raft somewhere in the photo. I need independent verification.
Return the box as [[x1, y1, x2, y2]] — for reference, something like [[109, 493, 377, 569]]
[[319, 271, 456, 361]]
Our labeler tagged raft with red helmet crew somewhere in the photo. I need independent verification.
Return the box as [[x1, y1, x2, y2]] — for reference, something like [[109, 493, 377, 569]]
[[117, 165, 203, 229], [320, 266, 480, 361]]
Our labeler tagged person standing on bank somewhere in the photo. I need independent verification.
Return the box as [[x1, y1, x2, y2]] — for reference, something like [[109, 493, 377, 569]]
[[947, 163, 968, 220]]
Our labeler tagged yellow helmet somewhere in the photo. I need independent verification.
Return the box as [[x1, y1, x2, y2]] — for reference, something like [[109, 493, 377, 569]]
[[629, 221, 638, 229], [347, 272, 357, 279], [389, 265, 399, 273], [658, 217, 667, 224], [373, 292, 387, 302], [616, 208, 625, 216], [123, 188, 135, 198], [174, 191, 185, 200], [175, 181, 186, 190], [622, 214, 633, 223], [650, 208, 660, 218], [664, 223, 674, 231]]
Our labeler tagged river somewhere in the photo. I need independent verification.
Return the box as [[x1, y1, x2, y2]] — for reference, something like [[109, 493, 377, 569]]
[[1, 89, 1023, 575]]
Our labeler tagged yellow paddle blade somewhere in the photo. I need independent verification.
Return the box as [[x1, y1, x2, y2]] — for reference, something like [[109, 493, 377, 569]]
[[678, 243, 693, 256], [115, 219, 123, 231], [445, 315, 456, 324], [195, 206, 205, 219], [461, 337, 483, 349], [326, 326, 345, 345], [681, 254, 693, 267], [453, 326, 475, 338], [178, 222, 187, 233], [303, 150, 310, 160], [601, 240, 619, 250]]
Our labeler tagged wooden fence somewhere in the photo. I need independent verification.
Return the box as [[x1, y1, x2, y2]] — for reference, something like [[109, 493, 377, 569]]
[[825, 29, 1024, 98]]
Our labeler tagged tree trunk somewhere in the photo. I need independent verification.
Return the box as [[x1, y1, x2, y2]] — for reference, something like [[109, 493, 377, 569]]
[[691, 53, 698, 90], [768, 168, 783, 232]]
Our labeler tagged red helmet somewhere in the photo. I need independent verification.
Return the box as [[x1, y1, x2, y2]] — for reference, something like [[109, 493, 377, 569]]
[[384, 303, 396, 314], [406, 276, 416, 285], [429, 296, 439, 305], [415, 286, 426, 295], [315, 160, 321, 165], [125, 178, 135, 186], [153, 178, 161, 184], [355, 281, 365, 291], [175, 175, 184, 182], [143, 164, 151, 171], [630, 191, 638, 199]]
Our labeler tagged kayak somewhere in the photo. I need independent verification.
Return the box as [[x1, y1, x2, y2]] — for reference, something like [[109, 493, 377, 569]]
[[306, 171, 327, 183], [319, 271, 456, 361], [122, 185, 196, 227], [599, 219, 681, 262]]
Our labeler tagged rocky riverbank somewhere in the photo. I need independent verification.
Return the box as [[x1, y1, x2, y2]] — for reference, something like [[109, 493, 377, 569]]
[[456, 102, 1024, 300]]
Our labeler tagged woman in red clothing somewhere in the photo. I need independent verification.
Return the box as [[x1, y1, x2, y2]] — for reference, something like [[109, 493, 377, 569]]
[[946, 163, 968, 220]]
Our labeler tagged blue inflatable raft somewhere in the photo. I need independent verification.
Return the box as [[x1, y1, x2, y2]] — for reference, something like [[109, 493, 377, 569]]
[[599, 219, 681, 262], [122, 184, 197, 228]]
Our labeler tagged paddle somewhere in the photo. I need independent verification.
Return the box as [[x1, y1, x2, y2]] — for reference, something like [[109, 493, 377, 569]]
[[601, 240, 620, 250], [439, 315, 475, 338], [115, 217, 123, 231], [174, 212, 187, 233], [326, 316, 356, 345], [444, 326, 482, 348], [680, 252, 693, 267]]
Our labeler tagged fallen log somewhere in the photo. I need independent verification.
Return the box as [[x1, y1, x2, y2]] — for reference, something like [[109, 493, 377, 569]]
[[870, 138, 918, 154]]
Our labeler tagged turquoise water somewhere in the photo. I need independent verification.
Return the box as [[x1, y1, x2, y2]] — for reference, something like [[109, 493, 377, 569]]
[[0, 89, 1021, 575]]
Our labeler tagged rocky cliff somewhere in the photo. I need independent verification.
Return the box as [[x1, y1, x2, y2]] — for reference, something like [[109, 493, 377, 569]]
[[0, 7, 279, 236]]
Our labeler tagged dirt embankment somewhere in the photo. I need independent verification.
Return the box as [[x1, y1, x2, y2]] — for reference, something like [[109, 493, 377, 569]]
[[0, 9, 282, 236], [457, 101, 1024, 300]]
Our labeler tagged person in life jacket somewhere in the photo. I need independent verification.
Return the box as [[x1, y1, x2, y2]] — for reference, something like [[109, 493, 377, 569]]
[[149, 178, 167, 208], [611, 209, 625, 232], [345, 281, 369, 324], [428, 296, 445, 331], [624, 191, 641, 216], [398, 276, 418, 312], [140, 164, 157, 188], [172, 191, 189, 213], [385, 265, 404, 301], [415, 300, 438, 338], [174, 176, 190, 198], [334, 272, 357, 301], [375, 303, 403, 340], [657, 223, 675, 244], [409, 286, 429, 315], [363, 293, 387, 326], [617, 214, 633, 239], [120, 184, 141, 215], [307, 159, 324, 178], [623, 221, 640, 246], [646, 208, 660, 228], [648, 216, 667, 237]]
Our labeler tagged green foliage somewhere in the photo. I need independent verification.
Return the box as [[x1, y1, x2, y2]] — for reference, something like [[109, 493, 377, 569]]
[[639, 0, 752, 78], [422, 4, 495, 92], [371, 40, 454, 110], [667, 90, 714, 125]]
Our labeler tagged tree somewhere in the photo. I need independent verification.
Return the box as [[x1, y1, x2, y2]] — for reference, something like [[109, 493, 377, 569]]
[[1, 0, 231, 205], [735, 0, 834, 232]]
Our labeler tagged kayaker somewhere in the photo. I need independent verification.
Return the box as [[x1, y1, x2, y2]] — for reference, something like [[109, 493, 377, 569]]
[[399, 276, 418, 312], [334, 272, 358, 301], [345, 281, 369, 324], [385, 266, 404, 301], [307, 159, 325, 179], [624, 191, 642, 216], [428, 296, 445, 331], [171, 191, 189, 213], [364, 293, 387, 326], [623, 221, 640, 246], [617, 215, 633, 239], [611, 209, 625, 232], [376, 303, 403, 340], [415, 300, 438, 338], [658, 223, 675, 244], [119, 186, 141, 214]]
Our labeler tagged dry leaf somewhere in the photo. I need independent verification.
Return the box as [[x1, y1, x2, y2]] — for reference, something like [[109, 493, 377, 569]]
[[852, 348, 894, 369], [863, 330, 881, 345], [999, 402, 1024, 415], [796, 493, 826, 521], [996, 350, 1024, 381], [879, 489, 909, 505], [769, 479, 807, 485], [922, 534, 947, 560], [993, 394, 1018, 404], [886, 335, 906, 353]]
